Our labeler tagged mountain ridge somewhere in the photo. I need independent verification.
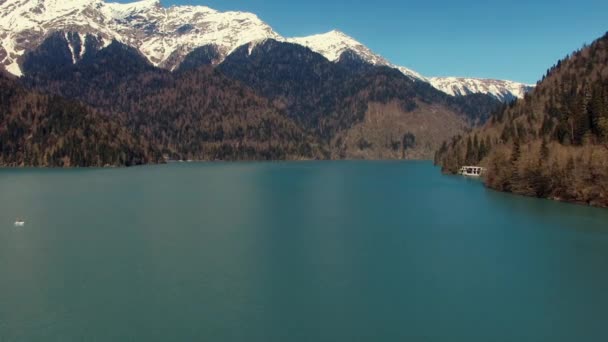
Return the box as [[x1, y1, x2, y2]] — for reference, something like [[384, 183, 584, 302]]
[[429, 77, 535, 102], [0, 0, 532, 101], [19, 35, 501, 161], [16, 37, 325, 164], [0, 0, 280, 73]]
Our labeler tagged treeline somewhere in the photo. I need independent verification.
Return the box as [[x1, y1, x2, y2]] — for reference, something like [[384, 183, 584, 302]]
[[435, 32, 608, 207]]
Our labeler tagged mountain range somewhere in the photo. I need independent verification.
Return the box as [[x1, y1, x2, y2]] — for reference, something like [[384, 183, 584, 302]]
[[5, 0, 566, 167], [0, 0, 533, 101], [14, 28, 503, 161]]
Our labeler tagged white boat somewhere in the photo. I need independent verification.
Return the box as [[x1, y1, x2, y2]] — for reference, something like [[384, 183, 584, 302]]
[[14, 220, 25, 227], [459, 166, 485, 177]]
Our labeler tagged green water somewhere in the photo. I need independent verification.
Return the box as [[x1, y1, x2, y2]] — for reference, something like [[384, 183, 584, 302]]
[[1, 161, 607, 341]]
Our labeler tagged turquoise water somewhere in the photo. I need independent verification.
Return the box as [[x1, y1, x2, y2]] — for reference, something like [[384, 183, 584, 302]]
[[1, 161, 607, 341]]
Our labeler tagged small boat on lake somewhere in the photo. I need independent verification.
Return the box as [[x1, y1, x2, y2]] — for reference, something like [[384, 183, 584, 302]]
[[14, 219, 25, 227], [459, 166, 485, 177]]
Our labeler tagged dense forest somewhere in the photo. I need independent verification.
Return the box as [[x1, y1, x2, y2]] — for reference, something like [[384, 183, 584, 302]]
[[435, 32, 608, 207], [0, 73, 159, 166], [19, 39, 322, 163], [218, 40, 500, 158], [219, 40, 500, 138]]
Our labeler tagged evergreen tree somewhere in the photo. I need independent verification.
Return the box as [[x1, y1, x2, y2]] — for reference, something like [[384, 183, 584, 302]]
[[465, 136, 474, 165], [473, 134, 480, 161]]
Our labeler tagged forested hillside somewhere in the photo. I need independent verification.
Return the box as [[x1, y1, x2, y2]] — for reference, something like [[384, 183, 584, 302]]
[[21, 38, 322, 162], [15, 35, 501, 164], [3, 32, 504, 166], [218, 40, 500, 158], [0, 74, 159, 166], [435, 32, 608, 207]]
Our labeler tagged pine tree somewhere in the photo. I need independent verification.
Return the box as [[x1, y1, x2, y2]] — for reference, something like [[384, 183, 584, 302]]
[[511, 139, 521, 163], [478, 138, 488, 161], [508, 139, 522, 192], [589, 83, 607, 139], [473, 134, 480, 161], [465, 136, 474, 165]]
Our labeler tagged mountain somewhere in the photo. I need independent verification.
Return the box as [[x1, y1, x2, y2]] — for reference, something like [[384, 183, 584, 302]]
[[218, 39, 501, 158], [287, 30, 426, 81], [1, 0, 510, 165], [19, 34, 499, 161], [175, 44, 222, 73], [435, 32, 608, 207], [286, 30, 533, 101], [0, 0, 531, 101], [429, 77, 535, 102], [19, 38, 322, 162], [218, 39, 355, 134], [0, 0, 280, 75]]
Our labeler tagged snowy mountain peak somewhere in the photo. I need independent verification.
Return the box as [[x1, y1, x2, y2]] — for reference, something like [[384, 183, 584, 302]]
[[103, 0, 162, 17], [288, 30, 387, 65], [286, 29, 533, 99], [108, 0, 161, 8], [429, 77, 535, 102], [0, 0, 281, 73], [288, 30, 426, 82], [323, 30, 356, 41]]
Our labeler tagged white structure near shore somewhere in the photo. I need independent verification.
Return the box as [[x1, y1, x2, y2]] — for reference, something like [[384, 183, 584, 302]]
[[459, 166, 485, 177]]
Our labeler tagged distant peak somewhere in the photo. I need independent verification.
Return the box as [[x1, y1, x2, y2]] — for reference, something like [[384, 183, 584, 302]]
[[104, 0, 161, 9], [290, 29, 353, 41], [123, 0, 160, 5], [327, 29, 346, 35], [320, 30, 354, 39]]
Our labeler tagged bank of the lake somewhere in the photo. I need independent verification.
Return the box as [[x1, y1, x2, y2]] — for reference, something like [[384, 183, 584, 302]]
[[1, 161, 607, 341], [442, 159, 608, 209]]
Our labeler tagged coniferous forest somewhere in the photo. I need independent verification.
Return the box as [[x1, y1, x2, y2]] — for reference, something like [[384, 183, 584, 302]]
[[0, 74, 159, 167], [435, 32, 608, 207]]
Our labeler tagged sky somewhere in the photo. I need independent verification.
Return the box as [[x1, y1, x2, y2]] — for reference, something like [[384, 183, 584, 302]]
[[140, 0, 606, 84]]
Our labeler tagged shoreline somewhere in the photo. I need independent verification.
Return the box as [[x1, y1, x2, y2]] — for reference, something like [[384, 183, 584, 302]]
[[0, 158, 435, 169], [444, 170, 608, 210]]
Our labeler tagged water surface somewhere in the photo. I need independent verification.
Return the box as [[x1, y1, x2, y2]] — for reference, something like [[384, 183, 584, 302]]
[[1, 162, 607, 341]]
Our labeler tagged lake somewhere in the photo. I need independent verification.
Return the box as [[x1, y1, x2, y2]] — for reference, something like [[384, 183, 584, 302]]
[[1, 161, 607, 341]]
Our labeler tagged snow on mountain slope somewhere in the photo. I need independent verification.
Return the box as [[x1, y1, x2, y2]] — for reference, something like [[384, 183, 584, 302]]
[[429, 77, 535, 102], [0, 0, 280, 74], [288, 30, 387, 65], [0, 0, 533, 101], [0, 0, 115, 75], [288, 30, 533, 100], [288, 30, 427, 81]]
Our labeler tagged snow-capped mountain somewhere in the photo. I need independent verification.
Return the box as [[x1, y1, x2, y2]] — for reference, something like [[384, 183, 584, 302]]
[[0, 0, 280, 75], [288, 30, 533, 100], [0, 0, 533, 101], [288, 30, 388, 66], [429, 77, 535, 102], [288, 30, 427, 81]]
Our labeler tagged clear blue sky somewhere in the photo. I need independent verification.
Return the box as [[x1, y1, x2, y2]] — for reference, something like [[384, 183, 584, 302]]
[[148, 0, 606, 84]]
